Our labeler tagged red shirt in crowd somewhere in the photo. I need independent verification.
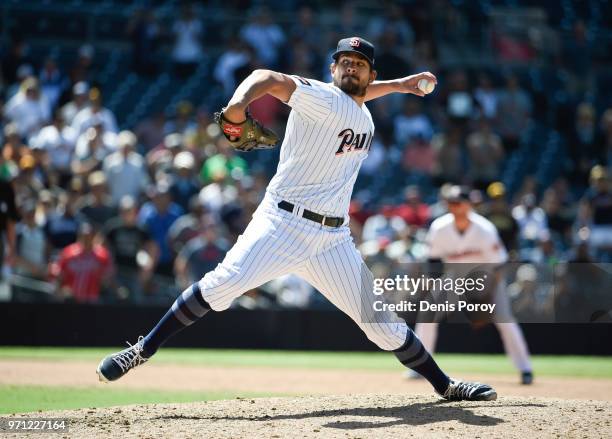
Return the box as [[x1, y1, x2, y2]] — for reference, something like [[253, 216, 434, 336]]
[[53, 243, 112, 303], [382, 203, 431, 228]]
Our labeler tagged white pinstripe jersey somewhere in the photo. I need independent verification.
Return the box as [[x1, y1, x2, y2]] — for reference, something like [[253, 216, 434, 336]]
[[266, 76, 374, 218], [426, 212, 508, 264]]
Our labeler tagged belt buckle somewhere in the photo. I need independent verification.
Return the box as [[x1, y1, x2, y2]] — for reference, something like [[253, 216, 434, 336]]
[[321, 215, 327, 226]]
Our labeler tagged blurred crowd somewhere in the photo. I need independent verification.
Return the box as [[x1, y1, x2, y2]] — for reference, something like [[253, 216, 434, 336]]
[[0, 1, 611, 309]]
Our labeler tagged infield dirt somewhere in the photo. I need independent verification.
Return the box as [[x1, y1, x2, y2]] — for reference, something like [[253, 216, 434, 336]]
[[2, 358, 612, 437], [3, 394, 611, 438]]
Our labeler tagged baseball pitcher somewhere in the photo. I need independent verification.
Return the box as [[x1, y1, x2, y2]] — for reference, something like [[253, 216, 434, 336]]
[[97, 37, 497, 401]]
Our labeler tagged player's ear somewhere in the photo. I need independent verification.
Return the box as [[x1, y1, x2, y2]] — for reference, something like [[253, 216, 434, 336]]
[[369, 68, 377, 84], [330, 62, 336, 75]]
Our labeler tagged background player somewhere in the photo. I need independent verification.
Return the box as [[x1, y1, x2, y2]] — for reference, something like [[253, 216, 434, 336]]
[[97, 37, 498, 401], [410, 185, 534, 384]]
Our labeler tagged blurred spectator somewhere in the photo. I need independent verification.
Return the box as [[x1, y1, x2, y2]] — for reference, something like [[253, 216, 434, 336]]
[[362, 213, 406, 243], [170, 151, 199, 212], [402, 133, 436, 175], [28, 142, 51, 188], [286, 40, 317, 82], [563, 20, 592, 95], [213, 38, 250, 99], [473, 73, 498, 119], [44, 187, 82, 255], [164, 101, 196, 136], [496, 74, 532, 152], [373, 30, 410, 81], [36, 190, 55, 224], [568, 103, 600, 186], [337, 3, 359, 36], [103, 130, 149, 205], [249, 93, 284, 128], [14, 200, 47, 279], [541, 188, 573, 246], [431, 127, 464, 184], [582, 166, 612, 256], [38, 56, 67, 110], [444, 70, 474, 132], [168, 195, 205, 254], [382, 185, 430, 228], [69, 44, 96, 84], [103, 196, 158, 301], [147, 132, 183, 175], [0, 177, 19, 276], [200, 142, 248, 184], [186, 109, 217, 154], [171, 4, 204, 77], [527, 230, 559, 265], [485, 182, 520, 255], [134, 112, 167, 154], [360, 136, 387, 177], [219, 199, 248, 241], [72, 88, 117, 136], [78, 171, 117, 228], [2, 123, 27, 172], [466, 118, 504, 189], [393, 99, 434, 147], [32, 109, 77, 188], [240, 7, 285, 67], [411, 39, 438, 73], [5, 64, 35, 101], [1, 37, 32, 85], [174, 214, 227, 288], [138, 183, 184, 276], [291, 5, 322, 50], [127, 8, 160, 76], [512, 193, 549, 252], [3, 77, 51, 140], [72, 121, 116, 177], [263, 274, 315, 309], [367, 3, 414, 56], [60, 82, 90, 126], [51, 222, 113, 303], [14, 154, 45, 202], [601, 109, 612, 170]]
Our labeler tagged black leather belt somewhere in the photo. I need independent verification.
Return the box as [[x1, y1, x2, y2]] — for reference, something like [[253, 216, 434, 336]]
[[277, 200, 343, 228]]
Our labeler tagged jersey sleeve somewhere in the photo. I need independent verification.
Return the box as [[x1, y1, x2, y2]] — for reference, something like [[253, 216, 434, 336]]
[[425, 226, 444, 260], [286, 76, 334, 122]]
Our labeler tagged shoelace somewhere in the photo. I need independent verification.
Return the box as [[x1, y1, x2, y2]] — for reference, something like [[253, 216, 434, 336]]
[[113, 336, 148, 373], [445, 381, 483, 399]]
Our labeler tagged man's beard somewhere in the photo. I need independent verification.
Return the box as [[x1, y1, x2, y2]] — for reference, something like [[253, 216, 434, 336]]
[[335, 75, 367, 97]]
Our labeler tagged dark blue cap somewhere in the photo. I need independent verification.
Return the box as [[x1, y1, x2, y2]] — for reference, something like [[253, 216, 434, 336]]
[[332, 37, 375, 67]]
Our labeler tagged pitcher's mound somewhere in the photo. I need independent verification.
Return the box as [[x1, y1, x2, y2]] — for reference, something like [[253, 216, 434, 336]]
[[8, 394, 611, 438]]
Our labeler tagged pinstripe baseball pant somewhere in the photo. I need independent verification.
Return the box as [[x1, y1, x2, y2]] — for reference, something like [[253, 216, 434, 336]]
[[198, 192, 408, 351]]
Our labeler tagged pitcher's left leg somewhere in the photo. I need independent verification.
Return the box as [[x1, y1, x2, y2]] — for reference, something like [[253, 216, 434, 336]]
[[297, 238, 496, 400]]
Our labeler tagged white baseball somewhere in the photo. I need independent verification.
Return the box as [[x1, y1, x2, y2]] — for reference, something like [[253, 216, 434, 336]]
[[417, 79, 435, 94]]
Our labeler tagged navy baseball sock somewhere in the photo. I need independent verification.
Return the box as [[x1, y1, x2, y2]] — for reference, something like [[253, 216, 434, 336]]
[[141, 283, 211, 357], [393, 329, 450, 394]]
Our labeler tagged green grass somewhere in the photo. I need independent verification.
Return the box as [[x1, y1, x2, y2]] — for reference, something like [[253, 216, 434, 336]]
[[0, 347, 610, 414], [0, 385, 281, 414], [1, 346, 611, 378]]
